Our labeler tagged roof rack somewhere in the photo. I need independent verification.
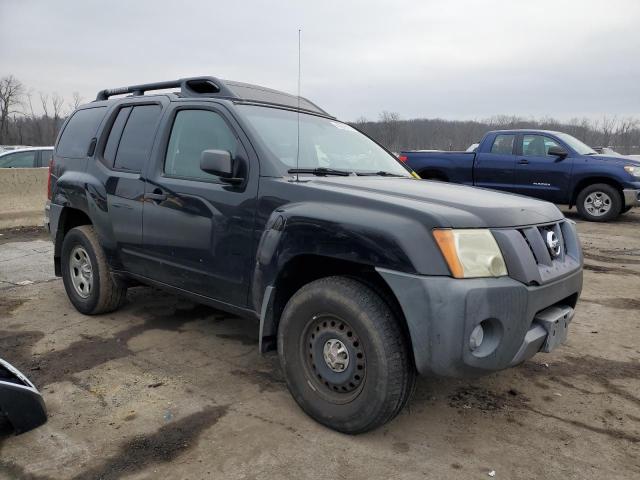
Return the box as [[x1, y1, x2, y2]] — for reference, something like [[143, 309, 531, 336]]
[[95, 75, 331, 116], [95, 76, 237, 101]]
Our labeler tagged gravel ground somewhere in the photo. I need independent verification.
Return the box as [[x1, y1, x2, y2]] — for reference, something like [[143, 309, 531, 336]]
[[0, 210, 638, 480]]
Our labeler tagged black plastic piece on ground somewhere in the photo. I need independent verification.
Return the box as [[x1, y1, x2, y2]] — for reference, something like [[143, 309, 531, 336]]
[[0, 358, 47, 434]]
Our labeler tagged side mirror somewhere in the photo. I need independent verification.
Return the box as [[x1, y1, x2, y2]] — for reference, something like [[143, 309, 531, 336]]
[[200, 150, 243, 184], [548, 145, 568, 158]]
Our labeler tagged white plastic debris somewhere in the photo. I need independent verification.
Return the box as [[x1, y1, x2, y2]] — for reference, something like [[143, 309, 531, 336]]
[[16, 280, 34, 286], [488, 471, 496, 477]]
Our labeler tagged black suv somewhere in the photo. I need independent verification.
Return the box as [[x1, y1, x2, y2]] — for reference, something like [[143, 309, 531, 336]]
[[45, 76, 583, 433]]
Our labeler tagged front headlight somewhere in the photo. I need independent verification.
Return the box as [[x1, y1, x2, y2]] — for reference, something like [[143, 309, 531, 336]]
[[624, 165, 640, 178], [433, 229, 508, 278]]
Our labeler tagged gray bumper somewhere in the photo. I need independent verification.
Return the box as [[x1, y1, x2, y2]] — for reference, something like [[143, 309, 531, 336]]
[[377, 268, 583, 377], [623, 189, 640, 208]]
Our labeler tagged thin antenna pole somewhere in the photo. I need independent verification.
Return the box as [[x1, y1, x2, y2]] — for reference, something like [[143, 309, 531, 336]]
[[296, 28, 301, 182]]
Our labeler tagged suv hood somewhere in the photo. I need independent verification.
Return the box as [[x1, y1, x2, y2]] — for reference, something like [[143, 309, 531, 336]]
[[592, 154, 640, 167], [302, 177, 564, 228]]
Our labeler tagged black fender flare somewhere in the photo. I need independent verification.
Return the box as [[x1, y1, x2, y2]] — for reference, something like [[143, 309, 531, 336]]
[[251, 201, 450, 350]]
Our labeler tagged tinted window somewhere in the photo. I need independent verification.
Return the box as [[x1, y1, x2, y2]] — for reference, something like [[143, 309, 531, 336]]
[[0, 151, 36, 168], [56, 107, 106, 158], [164, 110, 239, 180], [522, 135, 561, 156], [103, 107, 132, 166], [114, 105, 162, 172], [490, 134, 515, 154]]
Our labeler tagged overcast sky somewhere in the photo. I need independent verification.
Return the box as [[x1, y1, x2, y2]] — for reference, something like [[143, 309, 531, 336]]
[[2, 0, 639, 121]]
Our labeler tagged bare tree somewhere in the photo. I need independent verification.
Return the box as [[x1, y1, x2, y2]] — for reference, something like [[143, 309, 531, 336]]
[[39, 92, 50, 118], [0, 75, 24, 143], [378, 111, 401, 150], [614, 117, 639, 154], [599, 115, 617, 147], [51, 93, 63, 118], [70, 91, 83, 111]]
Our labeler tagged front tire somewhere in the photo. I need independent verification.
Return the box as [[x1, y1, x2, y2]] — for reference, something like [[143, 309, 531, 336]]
[[278, 276, 415, 434], [61, 225, 126, 315], [576, 183, 622, 222]]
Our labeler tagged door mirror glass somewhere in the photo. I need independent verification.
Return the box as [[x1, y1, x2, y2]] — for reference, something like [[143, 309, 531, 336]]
[[200, 149, 233, 177]]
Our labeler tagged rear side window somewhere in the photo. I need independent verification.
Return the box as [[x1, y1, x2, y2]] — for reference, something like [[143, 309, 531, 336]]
[[490, 134, 515, 154], [103, 107, 132, 166], [56, 107, 106, 158], [113, 105, 162, 172]]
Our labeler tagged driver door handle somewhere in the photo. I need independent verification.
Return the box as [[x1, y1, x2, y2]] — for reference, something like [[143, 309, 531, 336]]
[[518, 158, 529, 165], [144, 190, 167, 202]]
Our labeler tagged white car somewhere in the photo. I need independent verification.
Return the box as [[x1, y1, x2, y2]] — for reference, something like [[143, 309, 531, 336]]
[[0, 145, 31, 154], [0, 146, 54, 168]]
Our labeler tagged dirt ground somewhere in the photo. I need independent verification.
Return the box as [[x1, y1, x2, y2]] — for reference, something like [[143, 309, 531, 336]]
[[0, 210, 638, 480]]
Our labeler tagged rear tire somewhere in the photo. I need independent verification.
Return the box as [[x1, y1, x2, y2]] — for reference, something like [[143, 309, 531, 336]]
[[277, 276, 415, 434], [576, 183, 622, 222], [61, 225, 126, 315]]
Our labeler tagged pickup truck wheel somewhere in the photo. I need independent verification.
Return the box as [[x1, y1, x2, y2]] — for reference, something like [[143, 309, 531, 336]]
[[61, 225, 126, 315], [278, 276, 415, 434], [576, 183, 622, 222]]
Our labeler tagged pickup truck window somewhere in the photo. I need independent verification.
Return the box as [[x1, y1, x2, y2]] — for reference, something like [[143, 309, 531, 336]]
[[237, 105, 410, 176], [164, 109, 239, 181], [522, 135, 561, 156], [490, 134, 515, 154], [113, 105, 162, 172]]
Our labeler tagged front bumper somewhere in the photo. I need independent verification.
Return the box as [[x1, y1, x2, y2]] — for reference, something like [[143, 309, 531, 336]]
[[623, 188, 640, 208], [377, 268, 583, 377]]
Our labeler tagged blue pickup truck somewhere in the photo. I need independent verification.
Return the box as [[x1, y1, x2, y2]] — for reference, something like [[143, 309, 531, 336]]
[[400, 129, 640, 221]]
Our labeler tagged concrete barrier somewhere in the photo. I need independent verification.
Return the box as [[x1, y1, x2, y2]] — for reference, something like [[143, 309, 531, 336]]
[[0, 168, 48, 229]]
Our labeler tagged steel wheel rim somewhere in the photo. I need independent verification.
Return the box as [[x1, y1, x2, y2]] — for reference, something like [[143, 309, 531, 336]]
[[584, 191, 612, 216], [69, 246, 93, 298], [302, 314, 366, 404]]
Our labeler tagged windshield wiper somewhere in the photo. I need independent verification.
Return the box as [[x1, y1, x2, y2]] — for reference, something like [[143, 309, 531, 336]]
[[355, 171, 407, 177], [288, 167, 352, 176]]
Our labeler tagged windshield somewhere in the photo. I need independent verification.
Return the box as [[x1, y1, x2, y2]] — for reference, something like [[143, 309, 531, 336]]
[[555, 132, 597, 155], [236, 105, 411, 176]]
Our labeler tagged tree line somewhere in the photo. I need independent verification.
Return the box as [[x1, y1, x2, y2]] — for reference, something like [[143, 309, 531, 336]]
[[0, 75, 82, 146], [354, 112, 640, 154], [3, 74, 640, 154]]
